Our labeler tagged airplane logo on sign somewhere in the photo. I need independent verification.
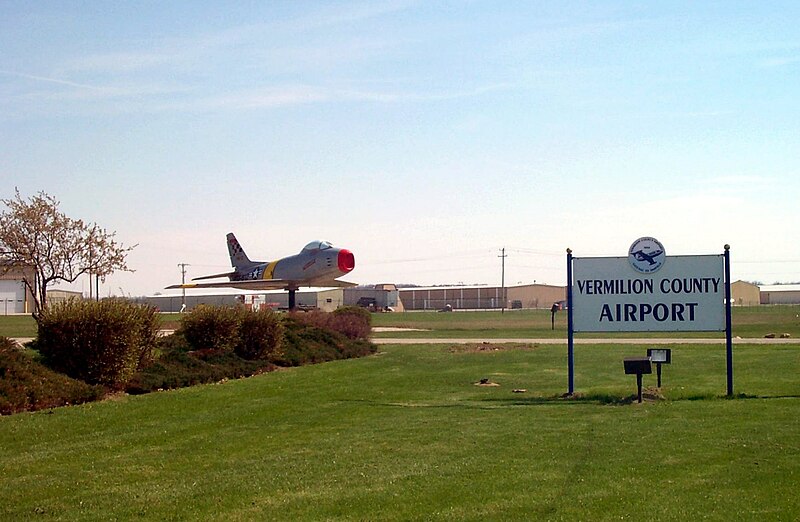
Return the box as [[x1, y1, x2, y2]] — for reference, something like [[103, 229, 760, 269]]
[[628, 237, 666, 274]]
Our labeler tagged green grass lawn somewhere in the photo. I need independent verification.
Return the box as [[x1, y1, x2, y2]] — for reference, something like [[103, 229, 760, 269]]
[[0, 313, 183, 339], [3, 305, 799, 340], [0, 314, 37, 338], [371, 306, 800, 339], [1, 341, 798, 520]]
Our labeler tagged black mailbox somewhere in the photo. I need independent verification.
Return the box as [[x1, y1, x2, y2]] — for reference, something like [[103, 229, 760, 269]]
[[624, 357, 652, 375], [623, 357, 651, 403]]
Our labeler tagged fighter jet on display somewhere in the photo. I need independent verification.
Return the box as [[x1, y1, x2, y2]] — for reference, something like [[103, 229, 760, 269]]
[[167, 233, 356, 308]]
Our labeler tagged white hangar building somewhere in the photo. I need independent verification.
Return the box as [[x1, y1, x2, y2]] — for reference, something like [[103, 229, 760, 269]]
[[0, 262, 35, 314]]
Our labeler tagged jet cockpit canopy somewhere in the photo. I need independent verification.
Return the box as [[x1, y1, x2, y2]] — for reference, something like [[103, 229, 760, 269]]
[[302, 240, 333, 252]]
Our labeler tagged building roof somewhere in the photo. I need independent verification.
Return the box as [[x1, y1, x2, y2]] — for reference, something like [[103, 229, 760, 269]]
[[759, 284, 800, 293], [398, 282, 564, 292], [148, 287, 344, 298]]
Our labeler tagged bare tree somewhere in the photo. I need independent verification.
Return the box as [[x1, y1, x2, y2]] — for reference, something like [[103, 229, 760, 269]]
[[0, 189, 135, 320]]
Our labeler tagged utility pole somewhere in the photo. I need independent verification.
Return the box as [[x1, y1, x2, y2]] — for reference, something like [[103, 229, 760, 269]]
[[178, 263, 190, 312], [498, 248, 507, 314]]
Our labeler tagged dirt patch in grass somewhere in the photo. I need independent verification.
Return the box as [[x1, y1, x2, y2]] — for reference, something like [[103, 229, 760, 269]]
[[449, 342, 540, 353], [563, 387, 666, 405]]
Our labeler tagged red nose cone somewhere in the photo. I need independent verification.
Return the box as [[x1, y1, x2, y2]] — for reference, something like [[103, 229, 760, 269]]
[[338, 249, 355, 273]]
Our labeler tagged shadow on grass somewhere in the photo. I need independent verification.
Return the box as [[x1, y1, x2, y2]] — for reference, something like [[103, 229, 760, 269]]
[[339, 391, 800, 411], [481, 391, 800, 407], [482, 392, 655, 407], [339, 395, 645, 409]]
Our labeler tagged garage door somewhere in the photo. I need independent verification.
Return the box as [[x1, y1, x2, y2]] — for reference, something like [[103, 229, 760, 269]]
[[0, 280, 26, 314]]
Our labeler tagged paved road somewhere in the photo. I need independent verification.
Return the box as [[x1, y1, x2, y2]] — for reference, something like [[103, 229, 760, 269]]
[[10, 336, 797, 346], [372, 337, 799, 345]]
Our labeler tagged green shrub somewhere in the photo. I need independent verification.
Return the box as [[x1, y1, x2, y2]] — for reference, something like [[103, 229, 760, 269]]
[[330, 306, 372, 340], [0, 337, 105, 414], [126, 335, 272, 394], [179, 305, 244, 352], [37, 299, 160, 389], [128, 307, 375, 396], [131, 303, 160, 368], [278, 315, 377, 367], [234, 308, 284, 360], [180, 306, 284, 360], [290, 306, 372, 341]]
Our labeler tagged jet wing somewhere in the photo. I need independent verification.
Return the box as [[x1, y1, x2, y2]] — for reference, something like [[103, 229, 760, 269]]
[[305, 278, 358, 288], [166, 279, 286, 290], [165, 278, 357, 291]]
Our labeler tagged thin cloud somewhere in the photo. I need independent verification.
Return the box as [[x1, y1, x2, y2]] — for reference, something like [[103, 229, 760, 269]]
[[157, 80, 514, 112], [56, 2, 419, 77], [282, 0, 419, 33], [760, 56, 800, 68], [337, 82, 514, 103], [0, 69, 103, 91], [64, 51, 181, 74]]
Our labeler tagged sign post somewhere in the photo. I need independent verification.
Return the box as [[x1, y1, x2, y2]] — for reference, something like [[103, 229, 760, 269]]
[[566, 248, 574, 396], [647, 348, 672, 388], [624, 357, 652, 403], [724, 245, 733, 396]]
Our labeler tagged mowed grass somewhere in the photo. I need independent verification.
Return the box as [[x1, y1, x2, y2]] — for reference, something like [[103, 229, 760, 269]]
[[3, 305, 799, 339], [0, 314, 37, 338], [0, 313, 185, 339], [371, 305, 800, 339], [2, 341, 799, 520]]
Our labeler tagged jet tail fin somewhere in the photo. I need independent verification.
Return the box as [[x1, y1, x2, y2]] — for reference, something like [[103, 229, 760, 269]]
[[226, 233, 253, 269]]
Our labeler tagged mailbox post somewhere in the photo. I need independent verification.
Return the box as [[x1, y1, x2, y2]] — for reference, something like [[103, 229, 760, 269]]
[[624, 357, 652, 403], [647, 348, 672, 388]]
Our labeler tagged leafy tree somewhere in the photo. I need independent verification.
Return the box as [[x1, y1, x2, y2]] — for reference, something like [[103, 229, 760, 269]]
[[0, 189, 134, 320]]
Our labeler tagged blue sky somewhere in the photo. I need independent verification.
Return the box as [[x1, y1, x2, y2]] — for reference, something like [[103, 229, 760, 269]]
[[2, 1, 799, 296]]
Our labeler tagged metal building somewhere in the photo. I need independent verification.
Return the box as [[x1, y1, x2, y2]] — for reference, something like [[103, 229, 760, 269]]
[[397, 283, 566, 311], [759, 284, 800, 305], [343, 284, 403, 311], [139, 288, 345, 313], [731, 280, 761, 306]]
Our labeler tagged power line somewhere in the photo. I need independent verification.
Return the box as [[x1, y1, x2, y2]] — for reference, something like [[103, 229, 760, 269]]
[[506, 246, 563, 257], [368, 249, 493, 265]]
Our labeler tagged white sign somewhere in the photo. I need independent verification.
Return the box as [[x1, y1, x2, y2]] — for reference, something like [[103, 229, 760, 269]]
[[572, 254, 725, 332]]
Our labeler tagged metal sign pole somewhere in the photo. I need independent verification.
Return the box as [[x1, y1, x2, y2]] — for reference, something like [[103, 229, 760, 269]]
[[567, 248, 574, 396], [724, 245, 733, 397]]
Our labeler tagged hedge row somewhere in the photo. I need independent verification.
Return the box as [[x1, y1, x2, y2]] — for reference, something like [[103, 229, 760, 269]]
[[289, 306, 372, 341], [180, 305, 283, 360], [1, 303, 376, 414], [130, 308, 375, 393], [0, 337, 105, 415]]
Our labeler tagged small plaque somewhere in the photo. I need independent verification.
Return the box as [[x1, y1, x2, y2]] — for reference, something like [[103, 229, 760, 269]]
[[647, 348, 672, 364]]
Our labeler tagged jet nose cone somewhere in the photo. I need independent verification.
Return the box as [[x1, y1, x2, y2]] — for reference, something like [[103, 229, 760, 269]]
[[338, 249, 355, 273]]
